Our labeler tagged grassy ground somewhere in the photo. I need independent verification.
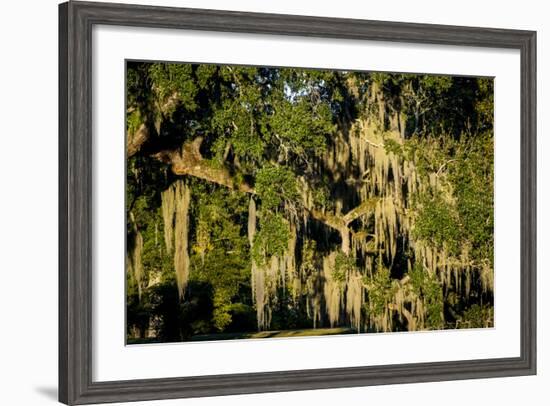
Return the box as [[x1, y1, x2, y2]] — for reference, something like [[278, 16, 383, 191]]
[[128, 327, 357, 344]]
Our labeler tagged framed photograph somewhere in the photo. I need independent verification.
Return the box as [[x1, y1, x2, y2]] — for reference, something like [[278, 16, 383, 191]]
[[59, 1, 536, 404]]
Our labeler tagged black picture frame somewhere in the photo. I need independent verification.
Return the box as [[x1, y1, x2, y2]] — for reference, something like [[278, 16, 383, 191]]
[[59, 1, 537, 404]]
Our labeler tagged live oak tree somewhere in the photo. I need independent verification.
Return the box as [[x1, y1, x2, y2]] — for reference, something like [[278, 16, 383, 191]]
[[126, 62, 494, 341]]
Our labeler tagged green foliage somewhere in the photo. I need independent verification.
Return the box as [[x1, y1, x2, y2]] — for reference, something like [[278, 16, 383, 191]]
[[410, 131, 494, 265], [409, 265, 444, 328], [195, 64, 218, 89], [211, 98, 265, 164], [126, 109, 142, 136], [190, 184, 251, 332], [148, 63, 198, 112], [370, 73, 493, 138], [448, 133, 494, 264], [383, 138, 404, 156], [268, 97, 332, 156], [209, 66, 268, 165], [475, 78, 494, 132], [311, 183, 332, 210], [300, 240, 318, 273], [458, 304, 494, 328], [126, 62, 152, 108], [333, 252, 357, 283], [255, 165, 299, 211], [413, 192, 461, 255], [252, 213, 291, 264], [364, 263, 396, 317]]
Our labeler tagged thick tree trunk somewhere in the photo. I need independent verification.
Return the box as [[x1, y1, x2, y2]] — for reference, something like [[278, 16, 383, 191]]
[[127, 123, 150, 158], [340, 227, 351, 254]]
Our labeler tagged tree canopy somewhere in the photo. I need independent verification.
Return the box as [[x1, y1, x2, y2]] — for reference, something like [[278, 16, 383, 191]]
[[126, 62, 494, 342]]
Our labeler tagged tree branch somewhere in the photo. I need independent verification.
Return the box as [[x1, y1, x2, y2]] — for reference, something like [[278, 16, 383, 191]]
[[153, 137, 255, 194], [343, 198, 378, 225], [150, 137, 378, 255], [436, 159, 457, 177], [309, 208, 345, 231], [127, 123, 150, 158], [126, 91, 180, 158], [362, 138, 384, 148]]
